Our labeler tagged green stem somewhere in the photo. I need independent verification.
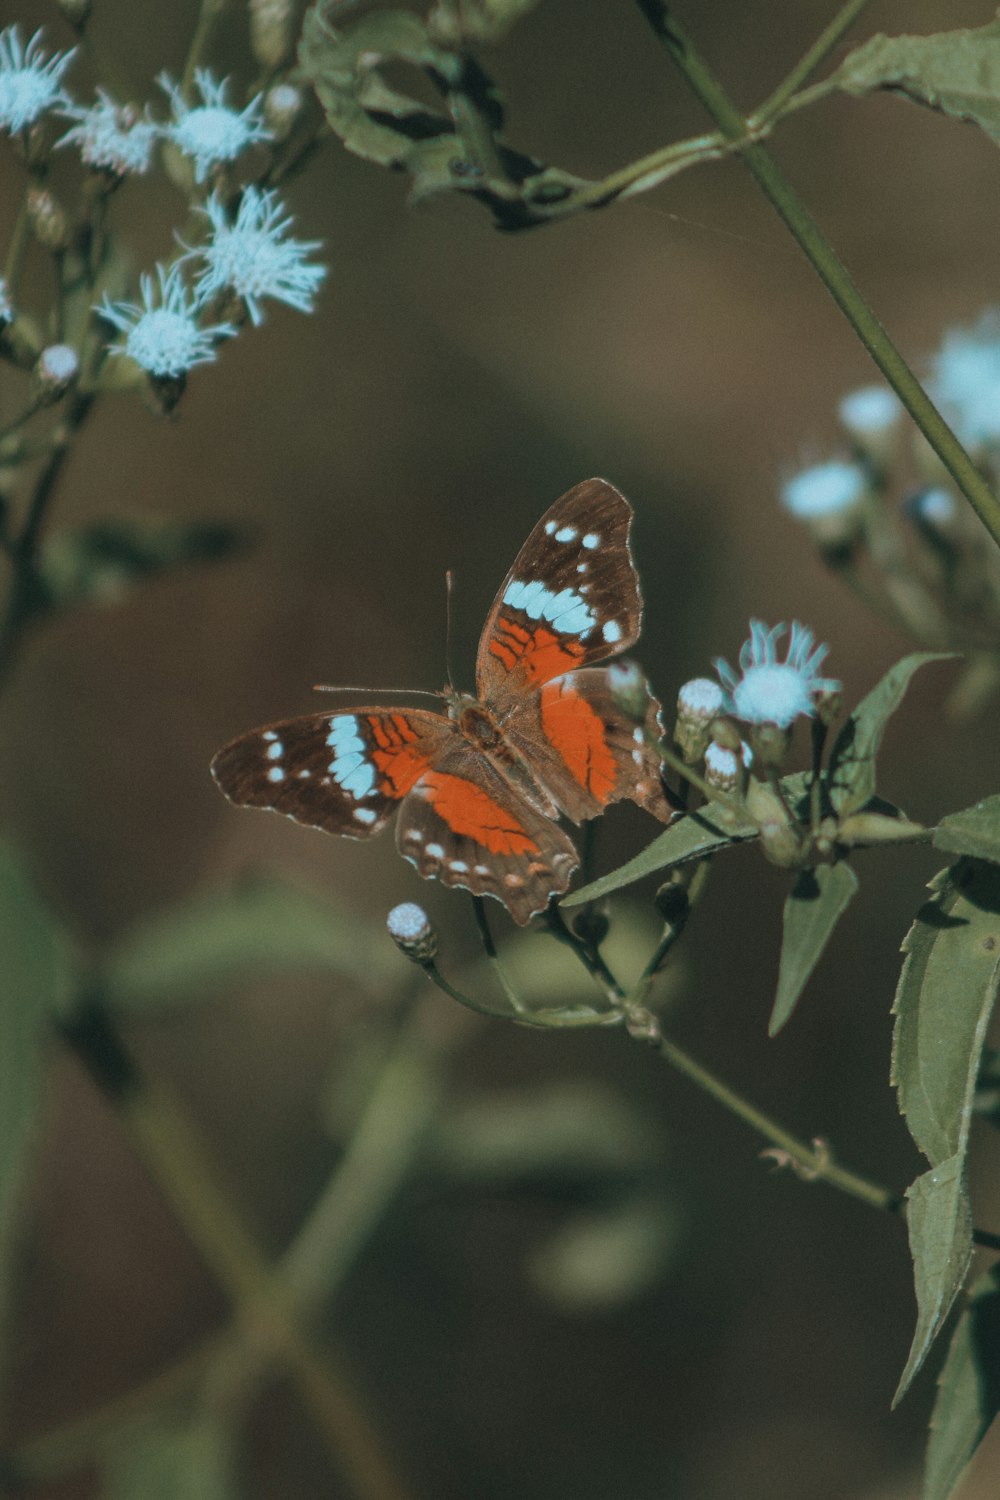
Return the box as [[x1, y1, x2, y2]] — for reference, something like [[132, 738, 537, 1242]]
[[750, 0, 871, 128], [181, 0, 229, 95], [633, 0, 1000, 552], [58, 1002, 418, 1500]]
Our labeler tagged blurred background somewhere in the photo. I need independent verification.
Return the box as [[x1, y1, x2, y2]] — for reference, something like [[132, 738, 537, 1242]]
[[3, 0, 1000, 1495]]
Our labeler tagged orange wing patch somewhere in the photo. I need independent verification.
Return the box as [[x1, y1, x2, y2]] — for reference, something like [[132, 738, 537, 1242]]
[[540, 679, 617, 803], [421, 770, 540, 855], [489, 616, 585, 684], [367, 714, 433, 798]]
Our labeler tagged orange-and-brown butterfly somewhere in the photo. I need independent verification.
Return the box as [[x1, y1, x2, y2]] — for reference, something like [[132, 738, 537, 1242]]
[[211, 478, 673, 924]]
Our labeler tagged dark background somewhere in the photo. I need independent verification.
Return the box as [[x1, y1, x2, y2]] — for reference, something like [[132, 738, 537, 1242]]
[[3, 0, 1000, 1495]]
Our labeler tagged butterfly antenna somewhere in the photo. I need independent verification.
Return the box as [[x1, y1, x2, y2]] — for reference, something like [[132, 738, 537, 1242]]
[[445, 568, 457, 693], [312, 684, 444, 699]]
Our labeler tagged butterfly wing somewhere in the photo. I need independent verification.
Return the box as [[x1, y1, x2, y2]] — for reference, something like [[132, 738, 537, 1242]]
[[210, 708, 457, 839], [476, 478, 643, 707], [502, 667, 674, 824], [395, 738, 579, 925]]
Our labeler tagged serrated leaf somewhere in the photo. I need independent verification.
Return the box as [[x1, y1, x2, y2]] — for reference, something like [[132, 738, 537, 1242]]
[[897, 1157, 974, 1407], [828, 653, 952, 818], [770, 861, 859, 1036], [0, 845, 74, 1326], [299, 2, 583, 227], [891, 858, 1000, 1398], [934, 795, 1000, 865], [102, 877, 397, 1012], [831, 16, 1000, 145], [563, 773, 813, 907], [38, 517, 243, 617], [100, 1411, 236, 1500], [923, 1262, 1000, 1500]]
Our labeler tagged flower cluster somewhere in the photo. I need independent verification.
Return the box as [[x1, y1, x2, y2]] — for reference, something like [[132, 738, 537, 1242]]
[[0, 25, 74, 135], [778, 312, 1000, 717]]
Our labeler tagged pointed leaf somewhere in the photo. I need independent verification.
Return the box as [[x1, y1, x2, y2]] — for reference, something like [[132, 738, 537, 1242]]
[[891, 858, 1000, 1397], [103, 877, 397, 1012], [770, 861, 859, 1035], [832, 17, 1000, 145], [563, 773, 812, 906], [896, 1157, 974, 1406], [828, 653, 952, 818], [935, 795, 1000, 865], [923, 1262, 1000, 1500], [101, 1412, 236, 1500], [0, 846, 74, 1324]]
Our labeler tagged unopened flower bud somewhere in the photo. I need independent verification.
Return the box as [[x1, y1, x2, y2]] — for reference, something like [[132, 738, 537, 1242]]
[[387, 902, 438, 964], [264, 82, 303, 141], [745, 779, 803, 869], [704, 741, 741, 793], [0, 279, 12, 327], [608, 660, 651, 723], [56, 0, 92, 26], [674, 676, 724, 762], [838, 384, 902, 472], [250, 0, 294, 70], [781, 460, 868, 557], [748, 720, 791, 772], [571, 906, 609, 949], [904, 486, 961, 562], [814, 685, 842, 728], [27, 188, 70, 251], [34, 343, 78, 402]]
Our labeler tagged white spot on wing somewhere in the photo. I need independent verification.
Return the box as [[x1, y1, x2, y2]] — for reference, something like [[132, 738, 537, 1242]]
[[268, 766, 285, 782], [545, 520, 556, 534], [425, 842, 444, 859], [554, 525, 577, 542], [603, 619, 622, 644], [449, 860, 469, 873], [582, 532, 599, 549], [474, 864, 491, 877], [632, 748, 644, 765], [354, 806, 377, 825], [266, 740, 284, 760], [633, 727, 644, 743], [577, 563, 588, 573], [263, 731, 278, 742], [503, 577, 596, 636]]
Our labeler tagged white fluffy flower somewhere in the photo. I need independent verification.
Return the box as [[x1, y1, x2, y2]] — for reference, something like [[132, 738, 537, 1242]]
[[96, 264, 236, 378], [58, 90, 159, 175], [191, 187, 326, 325], [714, 621, 839, 728], [159, 68, 271, 183], [928, 312, 1000, 448], [0, 25, 75, 134], [838, 385, 901, 438], [781, 461, 867, 521]]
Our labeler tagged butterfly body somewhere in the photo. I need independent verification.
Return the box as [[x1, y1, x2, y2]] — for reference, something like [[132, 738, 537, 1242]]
[[211, 479, 673, 924]]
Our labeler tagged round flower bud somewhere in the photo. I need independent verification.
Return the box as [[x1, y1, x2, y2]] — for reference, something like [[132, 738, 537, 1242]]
[[264, 82, 303, 141], [607, 660, 651, 723], [34, 342, 78, 401], [781, 460, 868, 555], [250, 0, 294, 70], [674, 676, 724, 763], [838, 384, 902, 471], [704, 741, 741, 793], [387, 902, 438, 964], [748, 720, 791, 772], [27, 187, 70, 251]]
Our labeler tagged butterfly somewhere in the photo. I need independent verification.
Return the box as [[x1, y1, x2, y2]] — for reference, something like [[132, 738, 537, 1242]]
[[210, 478, 674, 925]]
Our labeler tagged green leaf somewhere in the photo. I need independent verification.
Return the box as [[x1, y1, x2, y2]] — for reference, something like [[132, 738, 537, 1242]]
[[428, 0, 543, 44], [38, 517, 243, 617], [0, 845, 74, 1323], [563, 773, 812, 907], [102, 877, 397, 1012], [828, 653, 952, 818], [770, 861, 859, 1036], [897, 1157, 974, 1408], [923, 1262, 1000, 1500], [527, 1193, 683, 1311], [831, 16, 1000, 145], [299, 3, 583, 228], [935, 795, 1000, 865], [100, 1412, 236, 1500], [891, 858, 1000, 1399]]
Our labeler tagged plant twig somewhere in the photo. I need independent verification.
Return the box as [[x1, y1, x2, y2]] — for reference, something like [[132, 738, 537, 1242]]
[[633, 0, 1000, 552]]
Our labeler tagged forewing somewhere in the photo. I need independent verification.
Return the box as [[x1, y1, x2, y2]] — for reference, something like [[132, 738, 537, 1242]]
[[210, 708, 456, 839], [476, 478, 643, 705], [395, 741, 579, 925], [502, 667, 675, 824]]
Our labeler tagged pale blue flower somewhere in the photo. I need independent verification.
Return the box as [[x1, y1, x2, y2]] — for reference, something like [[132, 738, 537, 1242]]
[[191, 187, 326, 325], [159, 68, 271, 183], [0, 25, 75, 135], [677, 677, 725, 720], [928, 312, 1000, 448], [59, 90, 159, 175], [838, 384, 901, 438], [714, 621, 839, 728], [781, 461, 866, 520], [96, 264, 236, 377]]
